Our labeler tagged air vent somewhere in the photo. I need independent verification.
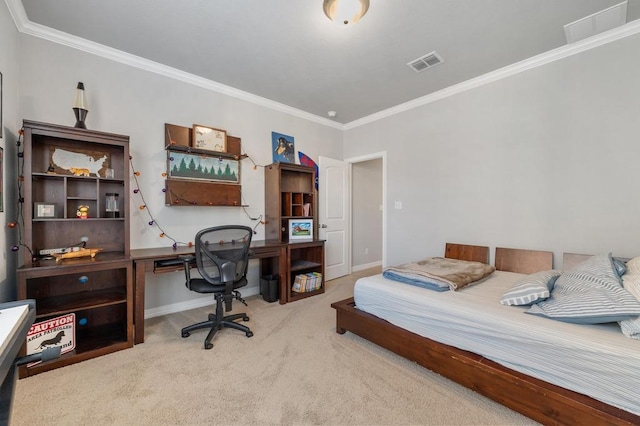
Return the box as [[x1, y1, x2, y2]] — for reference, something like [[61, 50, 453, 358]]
[[564, 1, 628, 44], [407, 51, 444, 73]]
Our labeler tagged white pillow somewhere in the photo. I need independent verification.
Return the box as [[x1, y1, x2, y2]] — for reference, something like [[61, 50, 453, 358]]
[[625, 257, 640, 275]]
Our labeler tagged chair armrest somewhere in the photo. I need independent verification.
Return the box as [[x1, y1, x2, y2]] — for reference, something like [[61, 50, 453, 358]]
[[179, 255, 196, 284]]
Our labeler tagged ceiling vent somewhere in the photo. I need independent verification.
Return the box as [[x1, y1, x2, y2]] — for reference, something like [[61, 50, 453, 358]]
[[564, 1, 628, 44], [407, 51, 444, 73]]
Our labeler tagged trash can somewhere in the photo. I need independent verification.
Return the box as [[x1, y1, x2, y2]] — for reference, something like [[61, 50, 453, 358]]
[[260, 274, 279, 303]]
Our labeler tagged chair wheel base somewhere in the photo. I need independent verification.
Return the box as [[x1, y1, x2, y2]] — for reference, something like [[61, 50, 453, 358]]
[[246, 331, 254, 338], [243, 315, 250, 322], [204, 342, 213, 350], [182, 331, 190, 338]]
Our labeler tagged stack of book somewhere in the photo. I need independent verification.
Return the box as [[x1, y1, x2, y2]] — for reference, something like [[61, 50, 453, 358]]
[[292, 272, 323, 293]]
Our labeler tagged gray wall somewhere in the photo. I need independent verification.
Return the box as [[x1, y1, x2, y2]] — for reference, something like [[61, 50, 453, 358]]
[[351, 158, 382, 268], [11, 30, 343, 313], [344, 33, 640, 268], [0, 1, 20, 302], [6, 4, 640, 310]]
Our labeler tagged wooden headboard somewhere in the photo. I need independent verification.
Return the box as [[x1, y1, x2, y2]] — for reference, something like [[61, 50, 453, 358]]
[[445, 243, 490, 264], [495, 247, 553, 274]]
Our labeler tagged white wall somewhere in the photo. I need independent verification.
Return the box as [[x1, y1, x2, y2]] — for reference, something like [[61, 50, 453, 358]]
[[14, 34, 343, 313], [344, 33, 640, 268], [0, 1, 20, 302]]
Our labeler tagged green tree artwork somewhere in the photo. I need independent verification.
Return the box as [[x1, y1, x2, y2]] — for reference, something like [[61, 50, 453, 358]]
[[169, 152, 239, 183]]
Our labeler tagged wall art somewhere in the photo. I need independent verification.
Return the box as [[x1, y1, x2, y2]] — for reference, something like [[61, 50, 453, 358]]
[[192, 124, 226, 152], [168, 151, 239, 183], [272, 131, 295, 163]]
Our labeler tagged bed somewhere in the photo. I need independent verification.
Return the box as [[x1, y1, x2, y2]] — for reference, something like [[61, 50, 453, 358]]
[[331, 243, 640, 425]]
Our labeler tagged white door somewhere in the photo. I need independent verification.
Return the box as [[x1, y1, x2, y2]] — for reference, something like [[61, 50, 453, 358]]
[[319, 156, 349, 281]]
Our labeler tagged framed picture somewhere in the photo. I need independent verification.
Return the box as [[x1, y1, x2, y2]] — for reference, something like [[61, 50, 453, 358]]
[[272, 132, 295, 163], [34, 202, 57, 219], [289, 219, 313, 240], [168, 151, 239, 183], [192, 124, 227, 152]]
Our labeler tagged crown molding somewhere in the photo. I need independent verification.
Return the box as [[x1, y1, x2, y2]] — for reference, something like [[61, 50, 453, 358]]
[[344, 18, 640, 130], [6, 0, 343, 130], [7, 0, 640, 132]]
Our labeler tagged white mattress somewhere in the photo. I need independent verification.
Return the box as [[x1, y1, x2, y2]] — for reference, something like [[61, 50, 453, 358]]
[[354, 271, 640, 415]]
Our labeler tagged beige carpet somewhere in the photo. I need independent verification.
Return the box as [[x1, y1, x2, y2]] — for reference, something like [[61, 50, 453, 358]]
[[12, 268, 537, 425]]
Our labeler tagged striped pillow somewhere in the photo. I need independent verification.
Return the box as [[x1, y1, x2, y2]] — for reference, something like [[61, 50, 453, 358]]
[[500, 270, 561, 306], [619, 258, 640, 339], [527, 253, 640, 324]]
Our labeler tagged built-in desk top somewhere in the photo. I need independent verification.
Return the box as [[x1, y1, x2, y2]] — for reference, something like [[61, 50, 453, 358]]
[[130, 239, 286, 261]]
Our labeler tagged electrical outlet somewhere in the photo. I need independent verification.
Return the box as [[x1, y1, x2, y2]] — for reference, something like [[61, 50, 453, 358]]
[[38, 249, 66, 256], [39, 247, 81, 255], [39, 248, 67, 255]]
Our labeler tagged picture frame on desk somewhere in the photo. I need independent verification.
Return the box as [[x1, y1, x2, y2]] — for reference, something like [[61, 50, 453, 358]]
[[289, 219, 313, 241], [192, 124, 226, 153]]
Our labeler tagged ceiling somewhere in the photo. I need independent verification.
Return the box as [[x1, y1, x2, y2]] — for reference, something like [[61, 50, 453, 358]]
[[13, 0, 640, 125]]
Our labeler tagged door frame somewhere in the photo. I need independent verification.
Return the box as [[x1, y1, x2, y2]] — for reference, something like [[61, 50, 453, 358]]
[[344, 151, 387, 271]]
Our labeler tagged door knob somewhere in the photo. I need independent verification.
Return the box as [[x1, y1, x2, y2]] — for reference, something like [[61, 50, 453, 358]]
[[320, 224, 328, 228]]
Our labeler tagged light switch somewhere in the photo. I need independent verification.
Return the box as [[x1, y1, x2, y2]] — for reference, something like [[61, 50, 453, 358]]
[[394, 201, 403, 209]]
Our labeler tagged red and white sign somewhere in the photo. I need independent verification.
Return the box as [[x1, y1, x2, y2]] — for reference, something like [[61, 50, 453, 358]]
[[26, 313, 76, 365]]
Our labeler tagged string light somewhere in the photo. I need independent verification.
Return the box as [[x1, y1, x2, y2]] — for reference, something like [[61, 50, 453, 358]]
[[8, 128, 36, 263], [129, 155, 187, 248], [9, 130, 269, 256], [129, 148, 268, 247]]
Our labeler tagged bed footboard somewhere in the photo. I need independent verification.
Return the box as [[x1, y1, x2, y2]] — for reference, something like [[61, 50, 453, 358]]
[[331, 297, 640, 426]]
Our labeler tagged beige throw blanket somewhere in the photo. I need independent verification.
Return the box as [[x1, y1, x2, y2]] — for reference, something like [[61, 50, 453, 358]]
[[383, 257, 496, 291]]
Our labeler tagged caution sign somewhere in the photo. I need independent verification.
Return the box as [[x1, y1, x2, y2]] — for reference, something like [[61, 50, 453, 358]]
[[26, 313, 76, 365]]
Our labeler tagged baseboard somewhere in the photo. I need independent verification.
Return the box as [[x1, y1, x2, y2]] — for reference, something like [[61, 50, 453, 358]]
[[144, 286, 260, 319], [351, 261, 382, 272]]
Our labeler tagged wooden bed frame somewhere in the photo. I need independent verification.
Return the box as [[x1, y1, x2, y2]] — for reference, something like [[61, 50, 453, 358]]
[[331, 244, 640, 425]]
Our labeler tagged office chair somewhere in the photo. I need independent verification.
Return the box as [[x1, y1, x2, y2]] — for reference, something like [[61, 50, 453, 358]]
[[180, 225, 254, 349]]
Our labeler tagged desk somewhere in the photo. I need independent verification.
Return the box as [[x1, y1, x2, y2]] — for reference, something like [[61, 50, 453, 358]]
[[0, 300, 35, 423], [130, 240, 287, 344]]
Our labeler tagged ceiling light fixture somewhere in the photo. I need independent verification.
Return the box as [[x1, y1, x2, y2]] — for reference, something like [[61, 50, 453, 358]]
[[323, 0, 370, 26]]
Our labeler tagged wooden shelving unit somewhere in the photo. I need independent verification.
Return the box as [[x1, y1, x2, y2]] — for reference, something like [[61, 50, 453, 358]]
[[288, 240, 325, 302], [16, 120, 132, 378], [265, 163, 325, 303], [164, 123, 246, 207]]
